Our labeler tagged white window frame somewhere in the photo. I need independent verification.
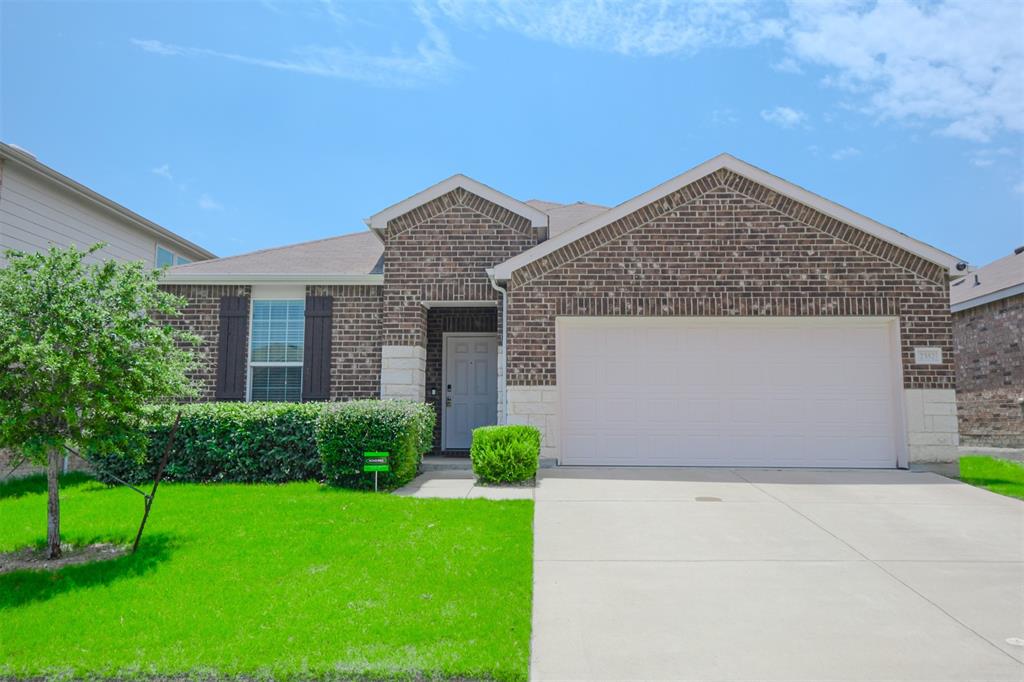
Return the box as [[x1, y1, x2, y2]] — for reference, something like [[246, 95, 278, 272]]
[[245, 286, 306, 402]]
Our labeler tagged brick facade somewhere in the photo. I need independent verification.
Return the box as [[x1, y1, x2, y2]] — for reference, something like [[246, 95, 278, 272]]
[[308, 285, 383, 400], [954, 294, 1024, 447], [382, 187, 537, 347], [424, 307, 498, 452], [160, 284, 252, 400], [505, 170, 954, 390]]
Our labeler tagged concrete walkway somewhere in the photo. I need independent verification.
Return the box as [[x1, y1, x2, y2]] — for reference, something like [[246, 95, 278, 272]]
[[531, 467, 1024, 681], [392, 470, 534, 500]]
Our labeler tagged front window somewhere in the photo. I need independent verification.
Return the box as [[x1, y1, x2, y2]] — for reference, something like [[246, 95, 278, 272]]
[[248, 299, 305, 402]]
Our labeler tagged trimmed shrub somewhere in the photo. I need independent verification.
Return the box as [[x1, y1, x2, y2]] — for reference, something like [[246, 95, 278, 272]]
[[89, 402, 325, 484], [470, 425, 540, 484], [317, 399, 435, 490]]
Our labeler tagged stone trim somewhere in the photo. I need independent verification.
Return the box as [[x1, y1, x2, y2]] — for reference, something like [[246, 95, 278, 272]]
[[507, 386, 559, 462], [380, 345, 426, 401], [904, 389, 959, 463]]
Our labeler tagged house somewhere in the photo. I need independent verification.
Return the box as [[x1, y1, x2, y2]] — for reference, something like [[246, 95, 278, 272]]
[[163, 153, 964, 471], [950, 248, 1024, 448], [0, 142, 214, 267]]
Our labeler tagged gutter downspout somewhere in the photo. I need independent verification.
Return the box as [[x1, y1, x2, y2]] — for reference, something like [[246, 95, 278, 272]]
[[487, 269, 509, 425]]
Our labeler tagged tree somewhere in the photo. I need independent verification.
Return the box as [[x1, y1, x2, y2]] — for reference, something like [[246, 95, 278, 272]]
[[0, 245, 197, 558]]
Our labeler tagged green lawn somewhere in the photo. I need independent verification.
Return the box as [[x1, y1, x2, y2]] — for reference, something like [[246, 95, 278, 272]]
[[0, 473, 533, 681], [959, 455, 1024, 501]]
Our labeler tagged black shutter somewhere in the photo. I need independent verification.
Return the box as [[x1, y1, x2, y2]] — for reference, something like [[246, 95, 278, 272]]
[[214, 295, 249, 401], [302, 295, 333, 402]]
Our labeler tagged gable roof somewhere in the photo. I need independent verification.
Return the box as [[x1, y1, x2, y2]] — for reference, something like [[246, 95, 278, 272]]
[[365, 174, 549, 232], [527, 200, 610, 236], [0, 141, 216, 261], [950, 248, 1024, 312], [491, 153, 963, 281], [161, 231, 383, 284]]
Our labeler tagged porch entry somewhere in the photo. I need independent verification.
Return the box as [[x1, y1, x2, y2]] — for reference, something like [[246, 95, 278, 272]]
[[442, 333, 498, 450]]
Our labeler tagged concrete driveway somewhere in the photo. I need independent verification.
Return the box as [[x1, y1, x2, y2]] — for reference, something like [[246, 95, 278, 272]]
[[531, 468, 1024, 681]]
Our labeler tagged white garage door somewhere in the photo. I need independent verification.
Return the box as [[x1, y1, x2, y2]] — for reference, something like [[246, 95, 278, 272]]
[[558, 317, 903, 468]]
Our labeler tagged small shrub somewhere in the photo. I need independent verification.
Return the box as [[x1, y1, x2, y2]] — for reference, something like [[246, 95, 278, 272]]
[[470, 425, 540, 484], [317, 400, 435, 490], [89, 402, 325, 484]]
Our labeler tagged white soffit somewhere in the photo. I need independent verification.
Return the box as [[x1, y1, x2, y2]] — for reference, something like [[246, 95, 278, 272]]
[[492, 153, 963, 280], [365, 174, 548, 231]]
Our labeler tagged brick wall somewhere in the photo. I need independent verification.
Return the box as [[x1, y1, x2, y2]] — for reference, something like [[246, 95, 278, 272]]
[[424, 307, 498, 451], [159, 284, 252, 400], [308, 285, 383, 400], [506, 169, 954, 390], [954, 294, 1024, 447], [383, 187, 537, 347]]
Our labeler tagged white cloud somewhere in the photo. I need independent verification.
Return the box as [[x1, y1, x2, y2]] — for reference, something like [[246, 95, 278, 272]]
[[785, 0, 1023, 142], [710, 108, 739, 126], [198, 194, 224, 211], [831, 146, 861, 160], [151, 163, 174, 180], [760, 106, 806, 128], [131, 1, 457, 88], [968, 146, 1014, 168], [437, 0, 784, 56], [771, 56, 803, 74]]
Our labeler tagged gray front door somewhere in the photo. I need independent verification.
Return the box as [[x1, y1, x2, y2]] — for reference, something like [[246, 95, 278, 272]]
[[443, 333, 498, 450]]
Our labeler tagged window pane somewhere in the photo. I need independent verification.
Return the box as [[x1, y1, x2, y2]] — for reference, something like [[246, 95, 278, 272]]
[[156, 246, 174, 268], [250, 366, 303, 402], [175, 255, 192, 265], [250, 300, 305, 362]]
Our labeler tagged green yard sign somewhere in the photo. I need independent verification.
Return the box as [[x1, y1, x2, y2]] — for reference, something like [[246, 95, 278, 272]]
[[363, 452, 390, 473], [364, 452, 389, 492]]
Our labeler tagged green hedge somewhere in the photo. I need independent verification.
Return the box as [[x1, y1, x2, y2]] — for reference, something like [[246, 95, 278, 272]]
[[89, 402, 324, 484], [317, 399, 435, 490], [470, 425, 540, 484], [89, 400, 435, 489]]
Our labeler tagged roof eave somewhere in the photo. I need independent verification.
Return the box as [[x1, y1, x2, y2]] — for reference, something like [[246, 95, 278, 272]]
[[0, 142, 217, 261], [160, 273, 384, 285], [492, 153, 964, 281], [364, 173, 549, 232], [950, 282, 1024, 313]]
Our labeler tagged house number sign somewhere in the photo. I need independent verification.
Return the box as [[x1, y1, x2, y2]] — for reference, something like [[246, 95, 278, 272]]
[[914, 347, 943, 365]]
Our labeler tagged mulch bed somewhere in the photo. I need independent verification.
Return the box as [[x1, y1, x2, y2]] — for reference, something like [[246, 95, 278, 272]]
[[0, 542, 127, 574]]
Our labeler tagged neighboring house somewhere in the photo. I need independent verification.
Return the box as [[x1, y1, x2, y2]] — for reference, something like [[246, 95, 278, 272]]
[[0, 142, 214, 267], [163, 153, 964, 471], [950, 248, 1024, 448]]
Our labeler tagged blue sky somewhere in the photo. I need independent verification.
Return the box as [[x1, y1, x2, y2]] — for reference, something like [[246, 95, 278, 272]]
[[2, 0, 1022, 266]]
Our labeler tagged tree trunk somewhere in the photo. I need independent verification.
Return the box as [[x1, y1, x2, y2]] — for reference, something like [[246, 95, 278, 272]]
[[47, 449, 61, 559]]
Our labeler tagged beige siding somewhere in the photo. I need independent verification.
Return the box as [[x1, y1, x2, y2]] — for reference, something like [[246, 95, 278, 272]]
[[0, 161, 185, 267]]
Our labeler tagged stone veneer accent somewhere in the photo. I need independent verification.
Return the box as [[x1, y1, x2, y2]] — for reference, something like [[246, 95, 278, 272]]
[[380, 345, 426, 401], [159, 284, 252, 400], [506, 171, 954, 393], [506, 386, 559, 462], [953, 294, 1024, 447], [904, 389, 960, 463]]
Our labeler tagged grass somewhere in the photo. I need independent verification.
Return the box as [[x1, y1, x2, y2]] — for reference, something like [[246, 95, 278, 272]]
[[0, 473, 534, 681], [959, 455, 1024, 501]]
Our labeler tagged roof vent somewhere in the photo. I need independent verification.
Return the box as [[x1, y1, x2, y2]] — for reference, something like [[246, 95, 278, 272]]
[[1015, 246, 1024, 256], [974, 274, 981, 286]]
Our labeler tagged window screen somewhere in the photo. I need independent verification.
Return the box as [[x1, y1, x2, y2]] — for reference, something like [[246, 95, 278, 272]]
[[248, 299, 305, 402]]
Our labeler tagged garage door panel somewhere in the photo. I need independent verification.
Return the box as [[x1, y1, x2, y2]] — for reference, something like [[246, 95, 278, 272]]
[[558, 318, 900, 468]]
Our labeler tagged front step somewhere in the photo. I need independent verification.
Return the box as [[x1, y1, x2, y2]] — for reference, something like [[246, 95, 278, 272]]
[[420, 456, 559, 473]]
